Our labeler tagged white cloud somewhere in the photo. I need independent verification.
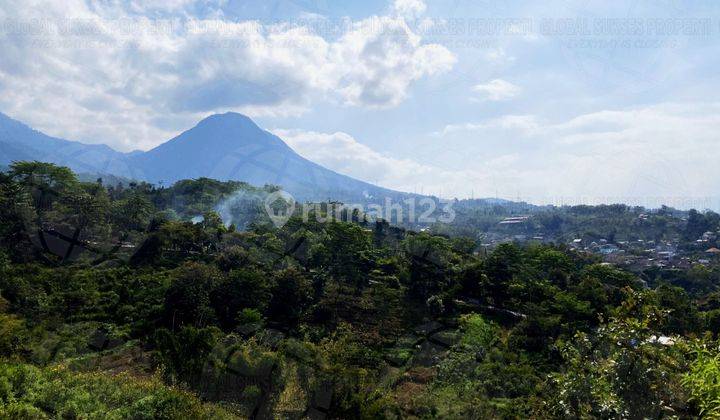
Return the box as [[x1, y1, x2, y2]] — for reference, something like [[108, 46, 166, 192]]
[[333, 17, 456, 107], [270, 103, 720, 209], [471, 79, 521, 101], [273, 128, 492, 196], [125, 0, 203, 14], [432, 115, 538, 137], [392, 0, 427, 17], [483, 48, 516, 65], [430, 102, 720, 208], [0, 1, 455, 150]]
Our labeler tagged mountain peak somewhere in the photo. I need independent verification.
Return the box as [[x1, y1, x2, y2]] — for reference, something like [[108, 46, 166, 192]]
[[196, 112, 258, 130], [0, 110, 395, 201], [135, 110, 291, 182], [177, 111, 282, 150]]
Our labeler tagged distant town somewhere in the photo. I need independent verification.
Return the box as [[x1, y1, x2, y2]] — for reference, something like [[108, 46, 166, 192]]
[[470, 210, 720, 273]]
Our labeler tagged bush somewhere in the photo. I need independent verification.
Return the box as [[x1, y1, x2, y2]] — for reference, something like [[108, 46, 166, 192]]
[[237, 308, 263, 325], [0, 362, 236, 419], [459, 313, 499, 350], [683, 342, 720, 417], [0, 313, 27, 357]]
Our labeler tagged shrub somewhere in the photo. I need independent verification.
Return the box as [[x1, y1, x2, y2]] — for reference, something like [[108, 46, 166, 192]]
[[0, 362, 236, 419], [683, 342, 720, 417]]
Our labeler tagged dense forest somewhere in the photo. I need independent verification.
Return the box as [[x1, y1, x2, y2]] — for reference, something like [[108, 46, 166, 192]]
[[2, 161, 720, 418]]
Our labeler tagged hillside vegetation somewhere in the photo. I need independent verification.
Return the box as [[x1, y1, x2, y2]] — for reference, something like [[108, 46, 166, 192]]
[[1, 161, 720, 418]]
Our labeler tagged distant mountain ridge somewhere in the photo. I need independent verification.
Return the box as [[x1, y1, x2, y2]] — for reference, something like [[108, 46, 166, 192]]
[[0, 111, 399, 201], [0, 112, 133, 177]]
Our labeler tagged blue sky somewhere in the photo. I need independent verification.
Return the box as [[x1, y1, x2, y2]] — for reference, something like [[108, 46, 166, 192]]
[[1, 0, 719, 208]]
